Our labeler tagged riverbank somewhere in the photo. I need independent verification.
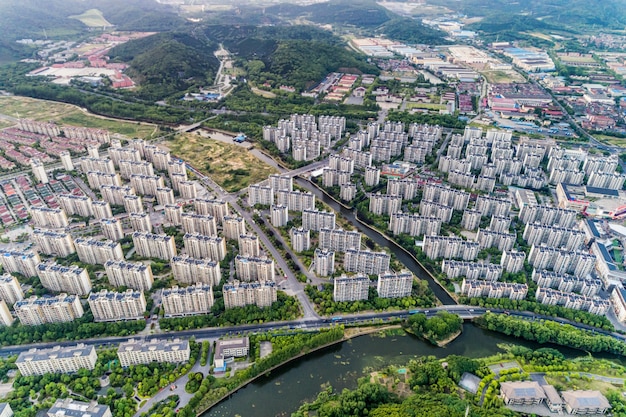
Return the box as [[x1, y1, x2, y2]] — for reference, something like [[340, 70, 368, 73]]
[[298, 176, 457, 305], [194, 331, 346, 416]]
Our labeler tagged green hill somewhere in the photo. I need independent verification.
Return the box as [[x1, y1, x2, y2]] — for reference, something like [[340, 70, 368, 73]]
[[0, 0, 184, 42], [108, 33, 219, 101], [376, 18, 450, 45], [265, 0, 393, 28], [203, 25, 378, 91], [428, 0, 626, 30]]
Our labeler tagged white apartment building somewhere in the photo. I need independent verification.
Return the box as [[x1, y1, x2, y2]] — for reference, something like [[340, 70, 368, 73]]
[[365, 166, 380, 187], [340, 183, 357, 202], [314, 248, 335, 277], [535, 287, 609, 314], [289, 228, 310, 253], [109, 147, 141, 166], [234, 255, 275, 282], [268, 174, 293, 191], [223, 280, 277, 309], [104, 260, 154, 291], [164, 204, 183, 226], [587, 172, 626, 190], [162, 284, 214, 317], [461, 279, 528, 300], [528, 245, 596, 278], [610, 286, 626, 323], [276, 190, 315, 211], [31, 158, 48, 184], [181, 213, 217, 236], [156, 187, 175, 206], [270, 205, 289, 227], [74, 238, 124, 265], [87, 171, 122, 190], [388, 212, 441, 236], [171, 255, 221, 286], [79, 157, 115, 174], [183, 233, 226, 261], [178, 181, 197, 200], [238, 234, 260, 257], [475, 195, 511, 217], [501, 250, 526, 273], [333, 274, 369, 302], [420, 201, 454, 223], [30, 206, 69, 228], [100, 185, 135, 206], [223, 216, 246, 240], [36, 262, 92, 296], [32, 229, 75, 257], [248, 184, 274, 206], [343, 249, 390, 275], [132, 232, 177, 260], [423, 236, 480, 261], [194, 198, 230, 221], [0, 250, 41, 277], [377, 270, 413, 298], [119, 160, 154, 180], [461, 209, 482, 231], [441, 260, 503, 281], [100, 218, 124, 241], [59, 151, 73, 171], [302, 209, 336, 231], [14, 294, 84, 326], [88, 289, 146, 322], [57, 194, 93, 217], [129, 212, 152, 232], [523, 222, 585, 251], [123, 195, 144, 214], [476, 228, 516, 252], [92, 200, 113, 219], [118, 339, 189, 367], [0, 301, 13, 327], [318, 228, 361, 252], [423, 184, 470, 211], [16, 344, 97, 376], [0, 274, 24, 305], [519, 204, 577, 228], [130, 174, 164, 196], [369, 193, 402, 216]]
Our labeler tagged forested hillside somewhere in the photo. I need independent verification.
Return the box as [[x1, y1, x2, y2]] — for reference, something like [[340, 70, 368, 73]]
[[109, 33, 219, 101], [428, 0, 626, 30], [203, 25, 379, 91]]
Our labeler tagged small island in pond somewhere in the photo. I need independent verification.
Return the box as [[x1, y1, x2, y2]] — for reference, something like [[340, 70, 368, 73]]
[[402, 311, 463, 346]]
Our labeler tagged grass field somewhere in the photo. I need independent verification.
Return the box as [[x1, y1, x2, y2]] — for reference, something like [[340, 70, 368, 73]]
[[0, 96, 159, 139], [251, 87, 277, 99], [69, 9, 113, 27], [167, 133, 278, 192], [406, 102, 446, 110], [482, 70, 526, 84], [592, 134, 626, 148], [545, 375, 620, 393]]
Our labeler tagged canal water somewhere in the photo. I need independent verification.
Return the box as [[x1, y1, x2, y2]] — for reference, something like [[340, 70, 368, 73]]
[[295, 178, 455, 304], [203, 324, 590, 417]]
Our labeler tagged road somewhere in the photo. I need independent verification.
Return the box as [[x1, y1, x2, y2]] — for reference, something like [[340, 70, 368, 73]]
[[187, 164, 321, 321], [1, 306, 625, 358]]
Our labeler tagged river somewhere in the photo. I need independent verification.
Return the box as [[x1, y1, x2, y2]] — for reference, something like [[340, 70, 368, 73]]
[[294, 178, 456, 305], [203, 324, 592, 417]]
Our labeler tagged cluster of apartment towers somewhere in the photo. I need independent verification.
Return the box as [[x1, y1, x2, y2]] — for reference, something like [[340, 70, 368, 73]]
[[0, 138, 285, 327], [253, 117, 417, 303], [338, 123, 608, 315]]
